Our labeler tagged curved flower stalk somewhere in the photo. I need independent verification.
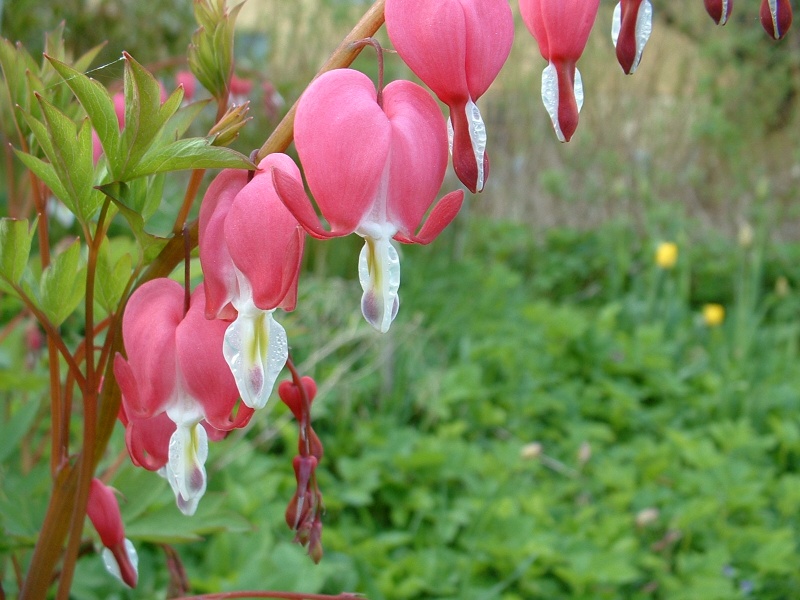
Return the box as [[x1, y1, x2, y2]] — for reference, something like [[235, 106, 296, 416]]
[[385, 0, 514, 193], [760, 0, 793, 40], [199, 155, 305, 409], [611, 0, 653, 74], [272, 68, 464, 333], [704, 0, 733, 25], [519, 0, 601, 142], [114, 279, 253, 515], [86, 479, 138, 588]]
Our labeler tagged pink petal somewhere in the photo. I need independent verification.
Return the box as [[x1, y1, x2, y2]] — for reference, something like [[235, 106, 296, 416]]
[[225, 154, 305, 311], [87, 479, 125, 548], [459, 0, 515, 100], [386, 0, 470, 105], [382, 80, 450, 235], [393, 190, 464, 245], [293, 69, 391, 234], [121, 407, 174, 471], [119, 279, 183, 418], [175, 287, 245, 431], [199, 169, 249, 319], [521, 0, 600, 60]]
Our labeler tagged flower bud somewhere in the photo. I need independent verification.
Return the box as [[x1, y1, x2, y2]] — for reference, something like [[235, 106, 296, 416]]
[[702, 303, 725, 327], [209, 102, 251, 147]]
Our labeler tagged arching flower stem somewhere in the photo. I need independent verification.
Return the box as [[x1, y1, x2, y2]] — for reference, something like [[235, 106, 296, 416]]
[[349, 38, 385, 108]]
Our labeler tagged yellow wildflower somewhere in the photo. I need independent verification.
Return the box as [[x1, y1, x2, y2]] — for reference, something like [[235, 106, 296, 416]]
[[655, 242, 678, 269], [702, 303, 725, 327]]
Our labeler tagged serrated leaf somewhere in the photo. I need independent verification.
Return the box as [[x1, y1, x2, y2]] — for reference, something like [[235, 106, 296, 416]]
[[33, 96, 103, 221], [14, 151, 72, 212], [0, 218, 36, 285], [39, 240, 86, 326], [46, 55, 121, 176], [158, 99, 211, 145], [128, 137, 254, 179], [97, 182, 169, 264], [125, 493, 251, 544], [95, 239, 133, 314], [118, 52, 183, 179]]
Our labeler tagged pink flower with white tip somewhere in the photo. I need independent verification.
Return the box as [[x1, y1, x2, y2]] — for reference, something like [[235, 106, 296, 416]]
[[611, 0, 653, 74], [272, 68, 464, 333], [86, 478, 138, 588], [199, 154, 305, 410], [704, 0, 733, 26], [385, 0, 513, 194], [519, 0, 601, 142], [114, 279, 253, 515], [760, 0, 792, 39]]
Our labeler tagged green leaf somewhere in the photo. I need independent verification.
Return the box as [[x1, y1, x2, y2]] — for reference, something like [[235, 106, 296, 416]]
[[30, 95, 103, 221], [95, 238, 134, 314], [158, 99, 212, 144], [14, 152, 71, 211], [39, 240, 87, 326], [46, 55, 121, 175], [0, 218, 36, 285], [125, 493, 251, 544], [128, 137, 254, 178], [118, 52, 183, 179], [97, 182, 169, 264]]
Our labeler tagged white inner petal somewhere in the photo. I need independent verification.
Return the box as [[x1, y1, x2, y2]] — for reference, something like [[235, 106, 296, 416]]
[[101, 539, 138, 588], [720, 0, 730, 25], [466, 99, 487, 193], [575, 68, 584, 113], [357, 235, 400, 333], [611, 2, 622, 45], [769, 0, 780, 37], [541, 62, 563, 142], [224, 301, 288, 410], [165, 419, 208, 515], [632, 1, 653, 74], [447, 117, 454, 157]]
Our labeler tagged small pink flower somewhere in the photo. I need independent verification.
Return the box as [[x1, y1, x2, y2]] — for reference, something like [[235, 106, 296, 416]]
[[519, 0, 601, 142], [86, 479, 138, 588], [704, 0, 733, 25], [199, 155, 305, 409], [611, 0, 653, 74], [760, 0, 792, 39], [273, 69, 464, 332], [114, 279, 253, 514], [385, 0, 514, 193]]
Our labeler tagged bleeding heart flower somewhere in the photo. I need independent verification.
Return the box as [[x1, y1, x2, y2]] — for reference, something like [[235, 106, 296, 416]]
[[86, 479, 138, 588], [199, 155, 305, 410], [611, 0, 653, 74], [114, 279, 253, 515], [519, 0, 601, 142], [704, 0, 733, 25], [760, 0, 792, 39], [273, 68, 464, 333], [176, 70, 197, 102], [385, 0, 514, 193]]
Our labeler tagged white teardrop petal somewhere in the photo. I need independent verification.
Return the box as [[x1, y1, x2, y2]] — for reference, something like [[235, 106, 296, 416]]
[[358, 236, 400, 333]]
